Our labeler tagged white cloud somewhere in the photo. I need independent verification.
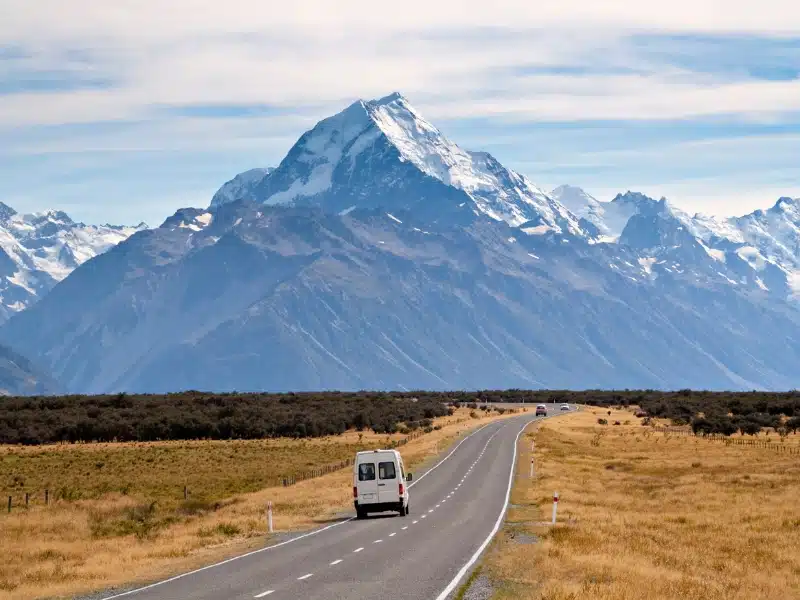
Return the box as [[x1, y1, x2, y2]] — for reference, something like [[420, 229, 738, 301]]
[[4, 0, 800, 41], [2, 1, 800, 127], [2, 0, 799, 222]]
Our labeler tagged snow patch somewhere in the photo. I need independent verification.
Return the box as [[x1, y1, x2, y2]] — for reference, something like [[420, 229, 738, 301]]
[[788, 270, 800, 298], [698, 239, 726, 263], [638, 257, 657, 275], [521, 225, 552, 236], [736, 246, 768, 271]]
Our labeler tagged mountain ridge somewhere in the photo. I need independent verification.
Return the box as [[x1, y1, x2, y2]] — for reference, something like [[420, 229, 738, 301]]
[[1, 92, 798, 393], [0, 204, 146, 321]]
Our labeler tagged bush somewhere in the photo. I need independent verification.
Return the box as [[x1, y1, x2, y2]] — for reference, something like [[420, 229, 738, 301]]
[[0, 392, 449, 444], [597, 418, 608, 425]]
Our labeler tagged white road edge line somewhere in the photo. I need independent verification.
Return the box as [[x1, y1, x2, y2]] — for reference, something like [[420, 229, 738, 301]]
[[254, 591, 274, 598], [95, 421, 494, 600], [433, 414, 559, 600]]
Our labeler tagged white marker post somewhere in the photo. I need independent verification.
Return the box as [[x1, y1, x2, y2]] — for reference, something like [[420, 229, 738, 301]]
[[551, 491, 559, 524], [530, 440, 535, 477], [267, 501, 274, 533]]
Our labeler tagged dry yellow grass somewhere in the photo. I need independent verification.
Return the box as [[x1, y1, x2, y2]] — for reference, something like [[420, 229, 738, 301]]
[[480, 407, 800, 600], [0, 406, 523, 600]]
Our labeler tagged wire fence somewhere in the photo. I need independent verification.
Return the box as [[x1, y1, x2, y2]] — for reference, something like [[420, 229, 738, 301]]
[[654, 426, 800, 455], [3, 417, 473, 513]]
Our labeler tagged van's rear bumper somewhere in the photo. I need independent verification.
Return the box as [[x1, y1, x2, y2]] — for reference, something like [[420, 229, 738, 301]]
[[355, 500, 404, 513]]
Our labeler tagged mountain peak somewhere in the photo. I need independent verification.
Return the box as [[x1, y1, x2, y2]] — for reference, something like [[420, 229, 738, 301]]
[[369, 91, 408, 107], [210, 93, 584, 235], [772, 196, 799, 214], [0, 202, 17, 221]]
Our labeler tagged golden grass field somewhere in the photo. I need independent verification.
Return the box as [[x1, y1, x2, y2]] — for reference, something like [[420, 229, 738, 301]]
[[0, 406, 522, 600], [479, 408, 800, 600]]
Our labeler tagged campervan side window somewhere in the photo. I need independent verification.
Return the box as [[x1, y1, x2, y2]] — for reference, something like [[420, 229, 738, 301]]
[[378, 461, 396, 480]]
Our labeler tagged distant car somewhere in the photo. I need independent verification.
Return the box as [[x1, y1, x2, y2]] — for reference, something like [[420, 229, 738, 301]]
[[560, 404, 570, 411], [535, 404, 547, 416]]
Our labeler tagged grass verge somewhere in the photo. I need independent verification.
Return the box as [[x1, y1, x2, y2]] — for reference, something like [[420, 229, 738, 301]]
[[480, 407, 800, 600]]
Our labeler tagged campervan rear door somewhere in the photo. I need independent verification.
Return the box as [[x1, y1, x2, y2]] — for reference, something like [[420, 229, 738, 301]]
[[377, 453, 399, 504], [356, 455, 379, 503]]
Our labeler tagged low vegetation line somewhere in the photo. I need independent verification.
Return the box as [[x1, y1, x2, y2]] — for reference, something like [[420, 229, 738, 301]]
[[477, 406, 799, 600], [3, 389, 798, 444]]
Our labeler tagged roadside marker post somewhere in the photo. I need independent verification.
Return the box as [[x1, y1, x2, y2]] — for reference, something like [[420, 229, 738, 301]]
[[552, 491, 559, 524], [267, 501, 274, 533], [529, 456, 535, 478]]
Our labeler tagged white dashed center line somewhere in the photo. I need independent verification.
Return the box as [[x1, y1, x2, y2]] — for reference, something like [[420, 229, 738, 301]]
[[354, 547, 364, 553], [413, 520, 419, 524], [389, 532, 397, 537], [254, 591, 274, 598], [402, 526, 408, 530], [297, 574, 313, 581], [330, 559, 342, 566], [374, 539, 383, 544]]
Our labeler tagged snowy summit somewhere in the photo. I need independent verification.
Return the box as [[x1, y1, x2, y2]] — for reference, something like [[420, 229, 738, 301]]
[[210, 93, 584, 236]]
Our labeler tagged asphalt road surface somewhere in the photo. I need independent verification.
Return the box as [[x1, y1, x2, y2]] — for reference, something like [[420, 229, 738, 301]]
[[100, 404, 570, 600]]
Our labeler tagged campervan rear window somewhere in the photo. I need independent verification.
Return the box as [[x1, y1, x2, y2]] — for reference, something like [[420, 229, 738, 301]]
[[378, 461, 396, 480], [358, 463, 376, 481]]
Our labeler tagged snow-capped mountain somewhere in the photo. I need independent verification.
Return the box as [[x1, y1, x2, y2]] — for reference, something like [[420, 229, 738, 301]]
[[555, 186, 800, 300], [4, 199, 800, 394], [0, 203, 146, 320], [210, 167, 275, 207], [1, 93, 798, 394], [210, 93, 585, 236]]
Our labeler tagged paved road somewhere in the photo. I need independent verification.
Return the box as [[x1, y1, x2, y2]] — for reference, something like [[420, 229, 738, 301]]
[[100, 404, 569, 600]]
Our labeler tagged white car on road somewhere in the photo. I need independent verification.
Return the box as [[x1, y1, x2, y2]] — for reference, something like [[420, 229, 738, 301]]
[[353, 449, 411, 519]]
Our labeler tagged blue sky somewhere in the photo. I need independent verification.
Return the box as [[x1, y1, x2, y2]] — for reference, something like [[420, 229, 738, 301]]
[[1, 1, 799, 226]]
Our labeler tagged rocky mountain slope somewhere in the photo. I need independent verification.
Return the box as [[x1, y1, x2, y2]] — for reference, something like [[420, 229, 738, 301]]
[[1, 93, 798, 393], [0, 342, 61, 396], [0, 203, 146, 321]]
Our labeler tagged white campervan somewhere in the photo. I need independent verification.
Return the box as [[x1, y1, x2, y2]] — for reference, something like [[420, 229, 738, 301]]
[[353, 449, 411, 519]]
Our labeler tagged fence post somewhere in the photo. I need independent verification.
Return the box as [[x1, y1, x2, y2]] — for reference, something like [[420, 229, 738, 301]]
[[25, 493, 29, 508], [551, 491, 559, 524], [45, 489, 49, 506], [267, 501, 273, 533], [7, 496, 10, 513], [184, 486, 188, 501]]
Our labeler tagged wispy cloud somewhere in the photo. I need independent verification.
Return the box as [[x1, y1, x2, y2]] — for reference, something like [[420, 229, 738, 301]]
[[1, 1, 799, 223]]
